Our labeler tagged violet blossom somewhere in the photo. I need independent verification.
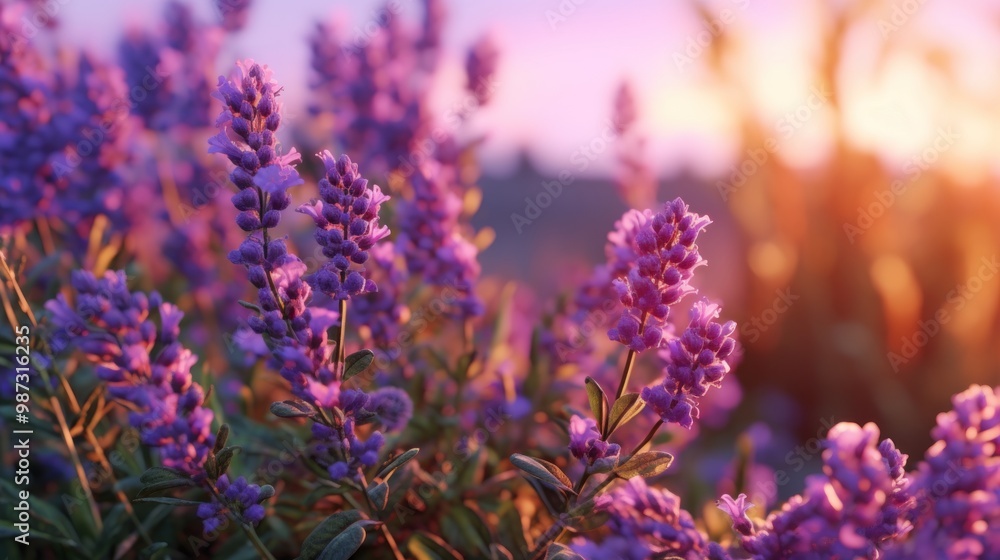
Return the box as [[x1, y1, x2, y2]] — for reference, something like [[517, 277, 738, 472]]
[[608, 198, 710, 352], [568, 415, 620, 472], [720, 422, 914, 559], [45, 270, 214, 476], [297, 151, 390, 300], [573, 477, 731, 560], [887, 385, 1000, 558], [642, 299, 737, 429]]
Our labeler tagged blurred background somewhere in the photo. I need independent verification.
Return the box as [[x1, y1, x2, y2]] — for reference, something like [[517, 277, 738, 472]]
[[17, 0, 1000, 483]]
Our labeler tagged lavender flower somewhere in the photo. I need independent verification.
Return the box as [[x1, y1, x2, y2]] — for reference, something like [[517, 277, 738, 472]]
[[297, 152, 390, 300], [611, 80, 657, 209], [612, 81, 638, 136], [721, 422, 914, 559], [717, 493, 754, 536], [397, 162, 483, 317], [45, 270, 214, 476], [307, 2, 441, 175], [312, 389, 386, 479], [465, 36, 498, 106], [568, 415, 620, 472], [369, 387, 414, 432], [573, 477, 729, 560], [608, 198, 710, 352], [216, 0, 252, 32], [210, 59, 302, 220], [888, 385, 1000, 558], [1, 39, 131, 233], [197, 475, 268, 533], [642, 299, 737, 429], [119, 1, 217, 131], [210, 60, 410, 485]]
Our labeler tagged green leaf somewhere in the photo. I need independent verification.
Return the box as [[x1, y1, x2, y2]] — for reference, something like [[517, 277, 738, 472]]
[[343, 349, 375, 382], [135, 478, 196, 498], [376, 448, 419, 481], [317, 520, 379, 560], [216, 446, 241, 477], [525, 477, 568, 518], [205, 453, 219, 479], [132, 497, 204, 506], [270, 400, 316, 418], [442, 505, 493, 558], [238, 300, 261, 312], [214, 423, 230, 454], [510, 454, 574, 494], [497, 504, 529, 560], [299, 510, 363, 560], [545, 543, 585, 560], [407, 531, 463, 560], [585, 377, 609, 435], [139, 467, 190, 485], [367, 481, 389, 512], [138, 542, 171, 560], [28, 495, 80, 543], [138, 504, 174, 535], [614, 451, 674, 480], [605, 392, 645, 437]]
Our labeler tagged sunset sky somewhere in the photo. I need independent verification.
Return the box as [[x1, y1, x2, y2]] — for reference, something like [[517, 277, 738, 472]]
[[40, 0, 1000, 181]]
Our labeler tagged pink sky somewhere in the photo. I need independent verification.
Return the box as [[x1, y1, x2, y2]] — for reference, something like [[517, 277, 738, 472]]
[[46, 0, 1000, 182]]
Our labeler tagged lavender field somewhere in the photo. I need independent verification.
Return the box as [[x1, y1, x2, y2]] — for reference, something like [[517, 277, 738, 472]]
[[2, 0, 1000, 558]]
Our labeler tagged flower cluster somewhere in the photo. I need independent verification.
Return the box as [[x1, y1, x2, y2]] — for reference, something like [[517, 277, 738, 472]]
[[45, 270, 214, 476], [611, 80, 657, 210], [313, 391, 386, 479], [210, 60, 409, 484], [307, 9, 430, 174], [1, 25, 131, 233], [643, 300, 737, 429], [298, 151, 390, 300], [212, 59, 316, 358], [210, 60, 302, 229], [369, 386, 414, 432], [890, 385, 1000, 557], [198, 475, 268, 533], [397, 163, 483, 317], [574, 477, 730, 560], [720, 422, 914, 558], [608, 198, 710, 352], [465, 36, 498, 105], [216, 0, 252, 32], [568, 415, 620, 472], [118, 1, 217, 131]]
